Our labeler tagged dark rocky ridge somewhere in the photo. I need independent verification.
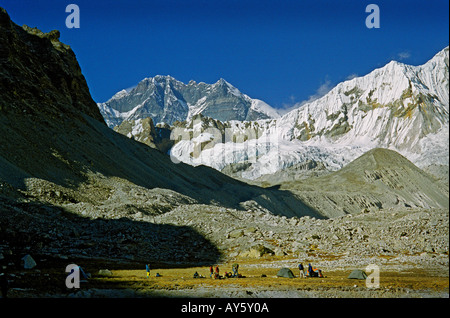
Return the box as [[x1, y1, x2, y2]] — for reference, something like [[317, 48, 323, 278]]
[[0, 8, 104, 123]]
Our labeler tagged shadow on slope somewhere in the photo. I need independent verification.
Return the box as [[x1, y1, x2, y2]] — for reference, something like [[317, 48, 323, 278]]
[[0, 195, 222, 266], [0, 193, 223, 297]]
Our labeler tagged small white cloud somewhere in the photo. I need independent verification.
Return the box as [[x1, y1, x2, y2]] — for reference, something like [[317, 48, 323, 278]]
[[278, 79, 333, 115], [346, 73, 358, 80], [397, 51, 411, 61], [315, 80, 332, 97], [125, 85, 137, 93]]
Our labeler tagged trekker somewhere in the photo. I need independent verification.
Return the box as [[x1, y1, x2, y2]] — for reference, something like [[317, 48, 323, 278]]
[[232, 263, 239, 277], [146, 264, 150, 278], [312, 266, 319, 277], [209, 266, 214, 278], [214, 266, 220, 279], [298, 263, 306, 278], [308, 263, 313, 277]]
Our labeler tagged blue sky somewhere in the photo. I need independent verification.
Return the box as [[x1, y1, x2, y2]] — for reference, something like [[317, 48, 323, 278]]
[[2, 0, 448, 109]]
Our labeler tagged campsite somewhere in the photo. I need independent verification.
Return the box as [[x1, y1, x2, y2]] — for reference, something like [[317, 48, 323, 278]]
[[2, 255, 448, 298]]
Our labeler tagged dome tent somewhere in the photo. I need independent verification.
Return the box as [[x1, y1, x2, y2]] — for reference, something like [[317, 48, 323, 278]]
[[277, 267, 295, 278], [347, 269, 368, 280], [21, 254, 37, 269]]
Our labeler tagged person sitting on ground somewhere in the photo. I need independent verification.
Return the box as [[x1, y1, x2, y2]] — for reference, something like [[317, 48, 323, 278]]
[[312, 266, 319, 277], [193, 271, 199, 278], [307, 263, 313, 277]]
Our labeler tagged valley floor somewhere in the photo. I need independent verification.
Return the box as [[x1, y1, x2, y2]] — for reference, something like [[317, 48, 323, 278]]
[[4, 255, 449, 298]]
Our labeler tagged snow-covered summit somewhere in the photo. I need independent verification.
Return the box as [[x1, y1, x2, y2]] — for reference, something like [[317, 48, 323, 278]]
[[169, 46, 449, 179], [98, 76, 280, 128]]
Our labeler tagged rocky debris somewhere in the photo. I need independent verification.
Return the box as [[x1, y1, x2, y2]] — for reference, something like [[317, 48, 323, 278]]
[[222, 159, 331, 184], [10, 284, 449, 298], [0, 192, 220, 264], [239, 244, 275, 258], [2, 175, 447, 270], [423, 164, 449, 195], [154, 204, 449, 267]]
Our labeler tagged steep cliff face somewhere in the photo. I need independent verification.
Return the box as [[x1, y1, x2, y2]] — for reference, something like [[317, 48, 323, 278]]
[[0, 8, 105, 188], [0, 8, 104, 123], [114, 117, 174, 153]]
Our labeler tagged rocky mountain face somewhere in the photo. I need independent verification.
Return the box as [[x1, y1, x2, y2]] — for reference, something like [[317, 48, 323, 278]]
[[0, 8, 106, 188], [168, 47, 449, 179], [0, 7, 324, 265], [0, 14, 104, 124], [274, 47, 449, 166], [98, 75, 280, 128], [113, 117, 173, 153], [93, 43, 449, 219]]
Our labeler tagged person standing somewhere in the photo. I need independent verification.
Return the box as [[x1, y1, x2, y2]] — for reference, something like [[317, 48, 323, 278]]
[[232, 263, 239, 277], [298, 263, 306, 278], [215, 265, 220, 279], [146, 264, 150, 279]]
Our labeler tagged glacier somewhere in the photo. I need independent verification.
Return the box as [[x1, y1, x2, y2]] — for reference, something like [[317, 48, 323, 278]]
[[169, 46, 449, 179]]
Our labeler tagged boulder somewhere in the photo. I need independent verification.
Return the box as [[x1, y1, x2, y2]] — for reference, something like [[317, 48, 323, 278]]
[[239, 244, 274, 258], [228, 229, 244, 239]]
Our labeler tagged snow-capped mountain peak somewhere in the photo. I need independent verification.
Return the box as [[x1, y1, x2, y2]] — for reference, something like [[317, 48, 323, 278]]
[[109, 89, 129, 101], [98, 75, 280, 128], [169, 46, 449, 179]]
